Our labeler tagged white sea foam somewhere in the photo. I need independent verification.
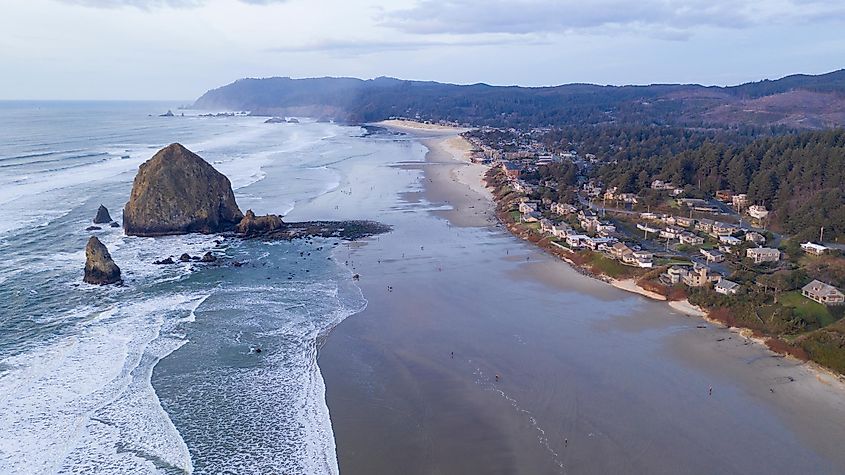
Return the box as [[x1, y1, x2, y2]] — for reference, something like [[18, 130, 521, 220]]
[[0, 294, 207, 474]]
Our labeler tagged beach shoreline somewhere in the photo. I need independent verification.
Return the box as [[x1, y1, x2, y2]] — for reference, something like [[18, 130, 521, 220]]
[[319, 122, 845, 474]]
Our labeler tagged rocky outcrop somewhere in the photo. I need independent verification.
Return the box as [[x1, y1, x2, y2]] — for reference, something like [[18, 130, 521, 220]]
[[201, 252, 217, 262], [93, 205, 112, 224], [123, 143, 244, 236], [84, 236, 121, 285], [237, 209, 284, 236]]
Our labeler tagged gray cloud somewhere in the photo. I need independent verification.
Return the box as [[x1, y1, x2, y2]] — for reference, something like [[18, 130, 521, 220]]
[[381, 0, 845, 37]]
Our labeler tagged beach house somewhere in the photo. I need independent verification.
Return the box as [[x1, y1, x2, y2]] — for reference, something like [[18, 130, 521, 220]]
[[746, 247, 780, 264], [802, 280, 845, 306], [715, 278, 740, 295]]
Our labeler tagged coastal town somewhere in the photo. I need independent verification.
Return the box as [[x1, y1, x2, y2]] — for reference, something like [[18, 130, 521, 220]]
[[445, 123, 845, 373]]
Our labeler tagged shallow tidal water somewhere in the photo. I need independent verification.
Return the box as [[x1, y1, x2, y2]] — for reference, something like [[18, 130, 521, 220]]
[[0, 102, 382, 474]]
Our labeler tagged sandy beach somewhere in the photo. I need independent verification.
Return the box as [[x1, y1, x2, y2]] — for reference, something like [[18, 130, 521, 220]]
[[311, 122, 845, 474]]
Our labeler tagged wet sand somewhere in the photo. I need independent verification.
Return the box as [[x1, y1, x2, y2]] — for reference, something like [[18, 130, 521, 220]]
[[314, 125, 845, 474]]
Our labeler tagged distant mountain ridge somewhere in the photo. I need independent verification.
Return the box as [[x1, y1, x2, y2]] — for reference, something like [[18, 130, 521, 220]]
[[193, 69, 845, 129]]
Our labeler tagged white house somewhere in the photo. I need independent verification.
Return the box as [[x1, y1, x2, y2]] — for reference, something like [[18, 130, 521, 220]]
[[748, 205, 769, 220], [801, 242, 829, 256], [802, 280, 845, 306], [746, 247, 780, 264], [715, 278, 740, 295]]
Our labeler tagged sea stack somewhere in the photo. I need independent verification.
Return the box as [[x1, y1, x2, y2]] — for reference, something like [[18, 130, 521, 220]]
[[83, 236, 121, 285], [123, 143, 244, 236], [93, 205, 112, 224]]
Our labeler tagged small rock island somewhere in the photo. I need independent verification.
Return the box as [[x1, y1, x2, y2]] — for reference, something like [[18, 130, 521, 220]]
[[93, 205, 112, 224], [123, 143, 389, 240], [83, 236, 122, 285]]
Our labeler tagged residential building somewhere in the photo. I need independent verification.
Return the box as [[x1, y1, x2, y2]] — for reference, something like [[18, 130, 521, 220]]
[[719, 235, 742, 247], [715, 190, 734, 202], [748, 205, 769, 220], [695, 219, 715, 233], [660, 226, 684, 240], [801, 242, 830, 256], [715, 278, 740, 295], [676, 216, 696, 228], [550, 202, 577, 216], [565, 234, 589, 248], [802, 280, 845, 306], [732, 194, 748, 209], [746, 247, 780, 264], [679, 232, 705, 245], [632, 251, 654, 268], [619, 193, 639, 204], [711, 222, 739, 236], [745, 232, 766, 245], [701, 248, 725, 263], [518, 201, 538, 214], [596, 222, 617, 235], [683, 265, 712, 287]]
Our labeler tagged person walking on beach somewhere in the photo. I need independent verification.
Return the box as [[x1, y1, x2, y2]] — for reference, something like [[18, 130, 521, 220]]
[[709, 385, 712, 396]]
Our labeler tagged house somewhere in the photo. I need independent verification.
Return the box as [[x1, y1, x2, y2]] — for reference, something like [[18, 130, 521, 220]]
[[660, 226, 684, 240], [585, 237, 614, 251], [675, 216, 696, 228], [679, 232, 705, 245], [661, 266, 688, 285], [715, 278, 741, 295], [619, 193, 639, 204], [651, 180, 675, 191], [610, 242, 633, 260], [640, 212, 658, 220], [580, 215, 601, 233], [518, 201, 539, 214], [632, 251, 654, 268], [719, 235, 742, 247], [732, 194, 748, 209], [701, 248, 725, 263], [521, 211, 541, 223], [746, 247, 780, 264], [550, 202, 577, 216], [745, 232, 766, 245], [636, 223, 660, 235], [802, 280, 845, 306], [551, 223, 573, 239], [683, 265, 712, 287], [596, 222, 617, 235], [695, 219, 715, 233], [540, 218, 554, 233], [715, 190, 734, 202], [748, 205, 769, 220], [566, 234, 590, 248], [801, 242, 830, 256], [711, 222, 739, 236]]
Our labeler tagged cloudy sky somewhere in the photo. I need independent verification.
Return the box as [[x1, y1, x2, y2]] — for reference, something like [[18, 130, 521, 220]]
[[2, 0, 844, 100]]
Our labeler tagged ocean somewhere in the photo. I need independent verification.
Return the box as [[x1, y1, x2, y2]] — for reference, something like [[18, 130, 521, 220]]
[[0, 101, 398, 474]]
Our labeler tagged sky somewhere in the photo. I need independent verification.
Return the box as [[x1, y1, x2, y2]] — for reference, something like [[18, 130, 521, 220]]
[[1, 0, 844, 100]]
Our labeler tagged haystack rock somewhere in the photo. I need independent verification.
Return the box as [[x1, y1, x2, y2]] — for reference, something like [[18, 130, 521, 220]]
[[237, 209, 284, 235], [84, 236, 121, 285], [93, 205, 112, 224], [123, 143, 244, 236]]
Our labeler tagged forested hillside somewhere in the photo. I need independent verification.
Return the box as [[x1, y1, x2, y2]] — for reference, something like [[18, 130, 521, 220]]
[[591, 129, 845, 240], [194, 70, 845, 130]]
